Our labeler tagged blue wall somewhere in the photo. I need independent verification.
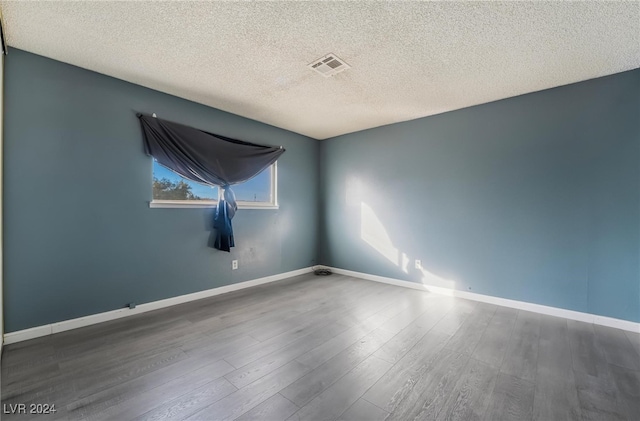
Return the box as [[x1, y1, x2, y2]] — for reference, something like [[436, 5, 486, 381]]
[[4, 50, 319, 332], [4, 49, 639, 331], [320, 70, 640, 323]]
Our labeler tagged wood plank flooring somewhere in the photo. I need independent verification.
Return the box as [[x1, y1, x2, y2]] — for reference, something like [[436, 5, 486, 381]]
[[2, 274, 639, 421]]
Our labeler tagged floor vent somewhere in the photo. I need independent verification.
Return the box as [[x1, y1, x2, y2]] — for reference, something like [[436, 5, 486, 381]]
[[308, 53, 350, 77]]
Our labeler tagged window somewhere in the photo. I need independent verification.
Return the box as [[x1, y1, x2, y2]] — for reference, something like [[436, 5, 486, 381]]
[[150, 160, 277, 209]]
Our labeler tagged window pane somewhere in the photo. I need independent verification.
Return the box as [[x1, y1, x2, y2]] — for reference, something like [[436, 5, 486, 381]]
[[152, 161, 275, 204], [153, 161, 218, 200], [234, 168, 272, 202]]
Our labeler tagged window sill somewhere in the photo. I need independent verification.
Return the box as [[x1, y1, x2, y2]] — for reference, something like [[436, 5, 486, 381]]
[[149, 201, 279, 210]]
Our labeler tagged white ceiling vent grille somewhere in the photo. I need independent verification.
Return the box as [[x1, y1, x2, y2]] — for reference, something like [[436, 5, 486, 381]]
[[308, 53, 350, 77]]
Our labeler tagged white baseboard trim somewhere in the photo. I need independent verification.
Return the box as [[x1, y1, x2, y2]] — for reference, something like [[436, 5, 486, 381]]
[[3, 267, 314, 345], [326, 266, 640, 333]]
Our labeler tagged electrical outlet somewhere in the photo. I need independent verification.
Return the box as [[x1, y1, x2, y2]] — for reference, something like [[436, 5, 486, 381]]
[[232, 260, 238, 270], [415, 260, 422, 270]]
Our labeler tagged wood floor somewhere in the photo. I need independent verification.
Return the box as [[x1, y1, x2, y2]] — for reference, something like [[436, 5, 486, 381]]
[[2, 274, 639, 421]]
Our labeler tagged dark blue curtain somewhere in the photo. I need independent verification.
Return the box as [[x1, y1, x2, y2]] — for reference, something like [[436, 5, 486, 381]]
[[138, 114, 285, 251], [213, 188, 237, 251]]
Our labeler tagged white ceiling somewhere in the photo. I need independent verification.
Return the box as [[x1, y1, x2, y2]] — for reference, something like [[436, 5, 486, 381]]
[[2, 1, 639, 140]]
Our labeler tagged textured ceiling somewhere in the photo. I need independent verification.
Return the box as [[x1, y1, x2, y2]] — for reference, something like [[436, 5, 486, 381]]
[[1, 1, 639, 140]]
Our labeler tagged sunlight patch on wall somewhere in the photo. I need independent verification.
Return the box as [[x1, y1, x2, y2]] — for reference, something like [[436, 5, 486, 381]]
[[401, 253, 410, 274], [419, 267, 456, 290], [360, 202, 399, 266], [358, 200, 459, 291]]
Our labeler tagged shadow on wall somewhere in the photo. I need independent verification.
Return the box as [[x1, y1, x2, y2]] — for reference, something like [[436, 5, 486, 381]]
[[349, 176, 457, 293]]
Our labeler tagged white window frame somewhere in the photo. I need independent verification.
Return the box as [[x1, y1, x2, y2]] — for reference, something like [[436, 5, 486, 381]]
[[150, 162, 278, 209]]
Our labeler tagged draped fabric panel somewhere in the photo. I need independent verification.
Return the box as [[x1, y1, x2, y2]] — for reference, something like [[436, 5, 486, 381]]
[[138, 114, 284, 186], [214, 188, 237, 251], [138, 114, 285, 251]]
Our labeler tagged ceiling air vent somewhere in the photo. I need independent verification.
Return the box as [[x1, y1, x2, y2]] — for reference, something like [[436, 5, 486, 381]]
[[308, 53, 350, 77]]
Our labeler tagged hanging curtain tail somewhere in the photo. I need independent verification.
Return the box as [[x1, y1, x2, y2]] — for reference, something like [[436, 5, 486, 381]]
[[213, 186, 238, 252], [213, 200, 234, 252], [137, 113, 285, 251], [222, 185, 238, 218]]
